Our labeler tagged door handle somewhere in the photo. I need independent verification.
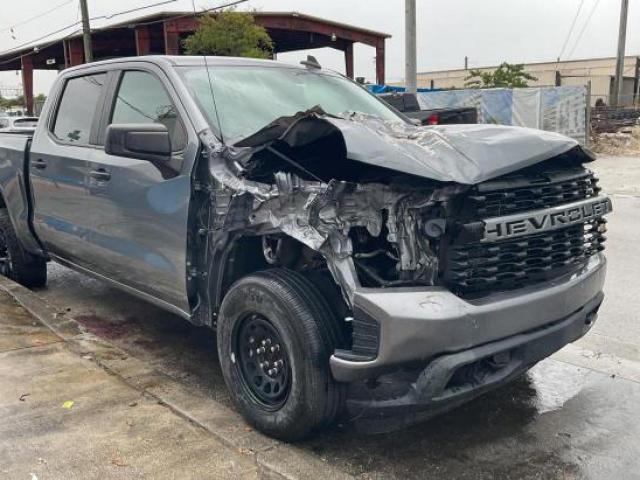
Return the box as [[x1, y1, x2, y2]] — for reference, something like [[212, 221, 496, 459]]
[[32, 158, 47, 170], [89, 168, 111, 182]]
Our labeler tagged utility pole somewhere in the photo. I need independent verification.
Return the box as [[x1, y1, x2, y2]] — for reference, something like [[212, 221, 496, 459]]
[[612, 0, 629, 106], [79, 0, 93, 63], [464, 56, 468, 70], [405, 0, 417, 94]]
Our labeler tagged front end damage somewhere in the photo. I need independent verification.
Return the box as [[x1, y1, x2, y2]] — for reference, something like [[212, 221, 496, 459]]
[[197, 111, 484, 309], [194, 110, 611, 429]]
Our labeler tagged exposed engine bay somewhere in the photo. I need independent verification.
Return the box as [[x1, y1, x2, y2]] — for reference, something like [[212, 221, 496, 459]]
[[194, 109, 599, 310]]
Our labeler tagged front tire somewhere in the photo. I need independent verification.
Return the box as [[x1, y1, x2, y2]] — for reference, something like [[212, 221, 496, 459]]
[[0, 209, 46, 288], [217, 268, 345, 441]]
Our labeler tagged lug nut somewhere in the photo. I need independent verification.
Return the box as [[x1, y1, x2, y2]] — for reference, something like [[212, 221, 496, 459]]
[[248, 337, 255, 344], [268, 368, 277, 376], [275, 360, 284, 368], [260, 361, 268, 369], [256, 347, 265, 355], [270, 344, 280, 353]]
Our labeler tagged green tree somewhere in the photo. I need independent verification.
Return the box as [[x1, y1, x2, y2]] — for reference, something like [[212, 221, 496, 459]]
[[183, 11, 273, 59], [465, 62, 537, 88], [0, 95, 24, 109]]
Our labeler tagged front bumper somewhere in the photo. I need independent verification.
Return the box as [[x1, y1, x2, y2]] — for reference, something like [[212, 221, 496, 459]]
[[330, 253, 607, 382], [345, 292, 602, 431]]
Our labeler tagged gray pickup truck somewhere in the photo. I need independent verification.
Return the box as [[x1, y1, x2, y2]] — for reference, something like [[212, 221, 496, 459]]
[[0, 56, 611, 440]]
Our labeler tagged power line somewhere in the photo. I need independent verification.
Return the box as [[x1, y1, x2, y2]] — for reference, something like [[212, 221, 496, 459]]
[[557, 0, 585, 62], [0, 0, 76, 35], [0, 21, 82, 56], [0, 0, 248, 64], [0, 0, 181, 57], [97, 0, 179, 20], [0, 0, 247, 60], [0, 29, 82, 66], [566, 0, 601, 60], [134, 0, 249, 26]]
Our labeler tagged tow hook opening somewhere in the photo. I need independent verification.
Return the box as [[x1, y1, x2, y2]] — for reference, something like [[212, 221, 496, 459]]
[[585, 304, 601, 326], [445, 350, 515, 392]]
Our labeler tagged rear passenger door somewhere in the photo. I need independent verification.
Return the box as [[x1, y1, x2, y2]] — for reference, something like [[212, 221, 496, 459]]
[[86, 67, 194, 312], [29, 72, 110, 271]]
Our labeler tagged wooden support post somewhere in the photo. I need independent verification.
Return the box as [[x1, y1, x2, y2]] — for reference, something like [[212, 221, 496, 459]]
[[376, 40, 385, 85], [135, 25, 152, 55], [345, 43, 354, 79], [21, 55, 34, 116], [64, 38, 84, 67], [163, 20, 180, 55]]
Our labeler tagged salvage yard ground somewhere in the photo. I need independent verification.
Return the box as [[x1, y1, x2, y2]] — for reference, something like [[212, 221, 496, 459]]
[[1, 155, 640, 480]]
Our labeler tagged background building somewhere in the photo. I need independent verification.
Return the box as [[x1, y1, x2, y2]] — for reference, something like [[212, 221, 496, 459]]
[[0, 11, 390, 115], [416, 55, 640, 106]]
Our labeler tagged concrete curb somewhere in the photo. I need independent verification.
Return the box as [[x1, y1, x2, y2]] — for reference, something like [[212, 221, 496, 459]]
[[0, 276, 353, 480]]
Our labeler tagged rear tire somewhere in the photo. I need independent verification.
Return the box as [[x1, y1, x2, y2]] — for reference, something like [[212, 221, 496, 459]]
[[217, 268, 345, 441], [0, 209, 46, 288]]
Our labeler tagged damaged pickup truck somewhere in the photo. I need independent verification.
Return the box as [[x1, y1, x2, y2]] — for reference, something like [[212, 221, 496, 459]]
[[0, 56, 611, 440]]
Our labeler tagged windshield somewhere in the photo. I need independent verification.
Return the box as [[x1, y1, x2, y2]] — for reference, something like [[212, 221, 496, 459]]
[[178, 65, 404, 144]]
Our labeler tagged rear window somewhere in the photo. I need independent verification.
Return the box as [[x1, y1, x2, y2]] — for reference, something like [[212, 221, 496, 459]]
[[52, 73, 106, 145]]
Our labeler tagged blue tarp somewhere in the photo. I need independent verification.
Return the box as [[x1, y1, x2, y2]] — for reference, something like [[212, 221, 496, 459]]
[[415, 86, 587, 144], [366, 85, 441, 94]]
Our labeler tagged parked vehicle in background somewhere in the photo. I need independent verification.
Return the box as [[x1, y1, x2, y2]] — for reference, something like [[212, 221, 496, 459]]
[[0, 56, 611, 440], [378, 92, 478, 125], [0, 116, 39, 133]]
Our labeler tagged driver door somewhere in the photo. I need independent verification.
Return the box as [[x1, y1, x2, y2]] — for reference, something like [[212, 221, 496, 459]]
[[85, 68, 194, 313]]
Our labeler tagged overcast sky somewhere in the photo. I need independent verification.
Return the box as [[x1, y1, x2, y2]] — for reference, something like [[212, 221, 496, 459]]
[[0, 0, 638, 95]]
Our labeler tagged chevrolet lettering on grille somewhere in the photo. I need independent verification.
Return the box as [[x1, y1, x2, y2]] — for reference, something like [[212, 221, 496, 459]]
[[482, 196, 613, 242]]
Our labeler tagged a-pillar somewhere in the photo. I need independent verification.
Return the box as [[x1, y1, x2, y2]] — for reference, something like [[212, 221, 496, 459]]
[[345, 42, 354, 79], [375, 40, 386, 85], [163, 20, 180, 55], [21, 55, 34, 115], [135, 25, 151, 55]]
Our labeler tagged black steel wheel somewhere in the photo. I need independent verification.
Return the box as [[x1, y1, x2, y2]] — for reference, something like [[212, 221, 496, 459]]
[[217, 268, 346, 441], [235, 313, 291, 409]]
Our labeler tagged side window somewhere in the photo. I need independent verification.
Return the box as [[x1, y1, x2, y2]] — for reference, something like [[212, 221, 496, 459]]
[[111, 71, 186, 152], [52, 73, 106, 145]]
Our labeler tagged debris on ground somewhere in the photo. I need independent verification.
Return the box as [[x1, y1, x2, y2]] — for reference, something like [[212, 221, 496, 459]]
[[61, 400, 74, 409], [592, 126, 640, 155], [19, 393, 29, 401]]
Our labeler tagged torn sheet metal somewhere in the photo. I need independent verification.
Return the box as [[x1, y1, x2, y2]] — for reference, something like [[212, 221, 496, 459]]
[[198, 110, 593, 306]]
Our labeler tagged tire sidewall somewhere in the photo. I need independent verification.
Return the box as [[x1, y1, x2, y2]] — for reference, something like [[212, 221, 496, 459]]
[[217, 276, 329, 438]]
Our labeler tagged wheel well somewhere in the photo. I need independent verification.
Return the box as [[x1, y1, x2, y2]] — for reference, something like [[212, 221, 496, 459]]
[[214, 234, 349, 329]]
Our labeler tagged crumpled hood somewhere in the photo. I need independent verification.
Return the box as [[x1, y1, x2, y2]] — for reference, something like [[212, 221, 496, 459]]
[[323, 114, 589, 184], [234, 110, 592, 185]]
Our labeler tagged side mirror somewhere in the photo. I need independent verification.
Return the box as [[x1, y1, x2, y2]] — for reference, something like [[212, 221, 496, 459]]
[[105, 123, 171, 162]]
